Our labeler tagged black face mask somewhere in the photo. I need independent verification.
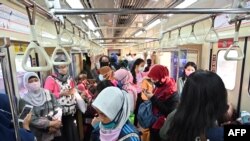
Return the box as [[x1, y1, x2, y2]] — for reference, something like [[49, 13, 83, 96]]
[[154, 81, 164, 88], [100, 62, 109, 67]]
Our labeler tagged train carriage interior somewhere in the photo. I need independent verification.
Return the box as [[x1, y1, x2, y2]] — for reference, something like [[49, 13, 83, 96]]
[[0, 0, 250, 141]]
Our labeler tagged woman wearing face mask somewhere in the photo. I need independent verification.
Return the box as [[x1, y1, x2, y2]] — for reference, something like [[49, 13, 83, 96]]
[[114, 69, 137, 114], [98, 66, 118, 86], [142, 65, 179, 141], [20, 72, 62, 141], [44, 56, 86, 141], [177, 62, 197, 96], [131, 58, 146, 126], [91, 87, 140, 141]]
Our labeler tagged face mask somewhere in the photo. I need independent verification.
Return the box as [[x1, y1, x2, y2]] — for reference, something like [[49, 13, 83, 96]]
[[185, 71, 193, 77], [100, 127, 121, 141], [27, 81, 41, 91], [102, 121, 116, 129], [138, 67, 144, 72], [99, 74, 105, 81], [58, 67, 68, 75], [154, 81, 164, 88], [100, 62, 109, 67]]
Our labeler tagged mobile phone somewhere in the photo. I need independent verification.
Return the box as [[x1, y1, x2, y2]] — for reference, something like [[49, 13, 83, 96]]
[[18, 105, 33, 123]]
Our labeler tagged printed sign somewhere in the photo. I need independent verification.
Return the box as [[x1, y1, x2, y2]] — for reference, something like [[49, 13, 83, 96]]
[[0, 4, 30, 34]]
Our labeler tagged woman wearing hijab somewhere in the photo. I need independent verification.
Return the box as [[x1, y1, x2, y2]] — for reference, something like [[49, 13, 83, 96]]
[[0, 94, 35, 141], [142, 65, 179, 141], [20, 72, 62, 141], [114, 68, 137, 113], [91, 87, 140, 141], [44, 55, 86, 141]]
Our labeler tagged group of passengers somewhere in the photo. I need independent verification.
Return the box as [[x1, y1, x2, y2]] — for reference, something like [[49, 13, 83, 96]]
[[1, 53, 250, 141]]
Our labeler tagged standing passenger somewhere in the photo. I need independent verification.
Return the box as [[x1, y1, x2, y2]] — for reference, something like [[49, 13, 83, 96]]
[[160, 70, 228, 141], [98, 66, 118, 86], [91, 87, 140, 141], [143, 65, 179, 141], [131, 58, 146, 126], [177, 61, 197, 96], [44, 56, 86, 141], [114, 69, 137, 114]]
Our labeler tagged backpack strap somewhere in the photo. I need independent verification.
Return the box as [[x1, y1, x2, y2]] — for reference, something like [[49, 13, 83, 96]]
[[118, 133, 139, 141]]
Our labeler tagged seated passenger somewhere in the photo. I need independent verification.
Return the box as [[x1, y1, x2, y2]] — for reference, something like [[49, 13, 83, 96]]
[[142, 65, 179, 141], [177, 61, 197, 96], [98, 66, 118, 86], [91, 87, 140, 141], [0, 94, 35, 141], [160, 70, 228, 141], [20, 72, 62, 141]]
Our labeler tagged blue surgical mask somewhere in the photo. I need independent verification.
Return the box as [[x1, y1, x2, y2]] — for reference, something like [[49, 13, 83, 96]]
[[102, 121, 116, 129]]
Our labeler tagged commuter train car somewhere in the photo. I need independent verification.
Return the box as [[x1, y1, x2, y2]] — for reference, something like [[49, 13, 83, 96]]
[[0, 0, 250, 141]]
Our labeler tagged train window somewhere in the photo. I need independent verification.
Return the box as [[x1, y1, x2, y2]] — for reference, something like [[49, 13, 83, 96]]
[[0, 63, 6, 94], [216, 50, 238, 90], [15, 55, 32, 97]]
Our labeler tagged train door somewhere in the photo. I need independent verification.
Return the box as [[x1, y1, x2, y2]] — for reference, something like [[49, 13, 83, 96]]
[[160, 44, 201, 81], [211, 38, 246, 111], [239, 37, 250, 112], [70, 52, 83, 79]]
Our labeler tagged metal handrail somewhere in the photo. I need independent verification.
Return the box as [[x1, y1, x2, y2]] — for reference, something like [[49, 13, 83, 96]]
[[53, 8, 250, 15], [205, 16, 219, 43], [224, 20, 244, 61], [0, 37, 21, 141], [58, 30, 74, 46], [22, 40, 53, 71]]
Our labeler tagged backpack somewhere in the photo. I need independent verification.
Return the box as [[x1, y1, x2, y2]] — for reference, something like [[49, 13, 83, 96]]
[[52, 76, 77, 116], [137, 100, 157, 128]]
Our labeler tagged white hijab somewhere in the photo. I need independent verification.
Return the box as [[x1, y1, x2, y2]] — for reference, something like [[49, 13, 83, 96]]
[[22, 72, 47, 107], [92, 86, 130, 129]]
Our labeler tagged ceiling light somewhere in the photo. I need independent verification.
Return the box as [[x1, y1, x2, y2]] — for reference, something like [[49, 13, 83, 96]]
[[135, 30, 143, 37], [66, 0, 84, 8], [145, 19, 161, 30], [41, 32, 56, 39], [83, 19, 96, 31], [175, 0, 198, 8], [94, 31, 101, 38]]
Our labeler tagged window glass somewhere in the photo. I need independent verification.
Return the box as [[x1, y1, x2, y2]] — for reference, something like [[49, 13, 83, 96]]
[[16, 55, 31, 97], [216, 50, 238, 90]]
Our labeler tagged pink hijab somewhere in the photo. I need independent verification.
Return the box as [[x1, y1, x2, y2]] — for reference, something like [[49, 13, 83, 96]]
[[114, 69, 137, 110]]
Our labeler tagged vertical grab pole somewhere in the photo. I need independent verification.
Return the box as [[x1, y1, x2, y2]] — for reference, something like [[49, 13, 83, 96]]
[[0, 37, 21, 141]]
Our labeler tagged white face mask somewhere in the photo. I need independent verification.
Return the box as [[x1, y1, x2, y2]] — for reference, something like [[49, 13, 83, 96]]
[[27, 81, 41, 92], [138, 67, 144, 72], [99, 74, 105, 81]]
